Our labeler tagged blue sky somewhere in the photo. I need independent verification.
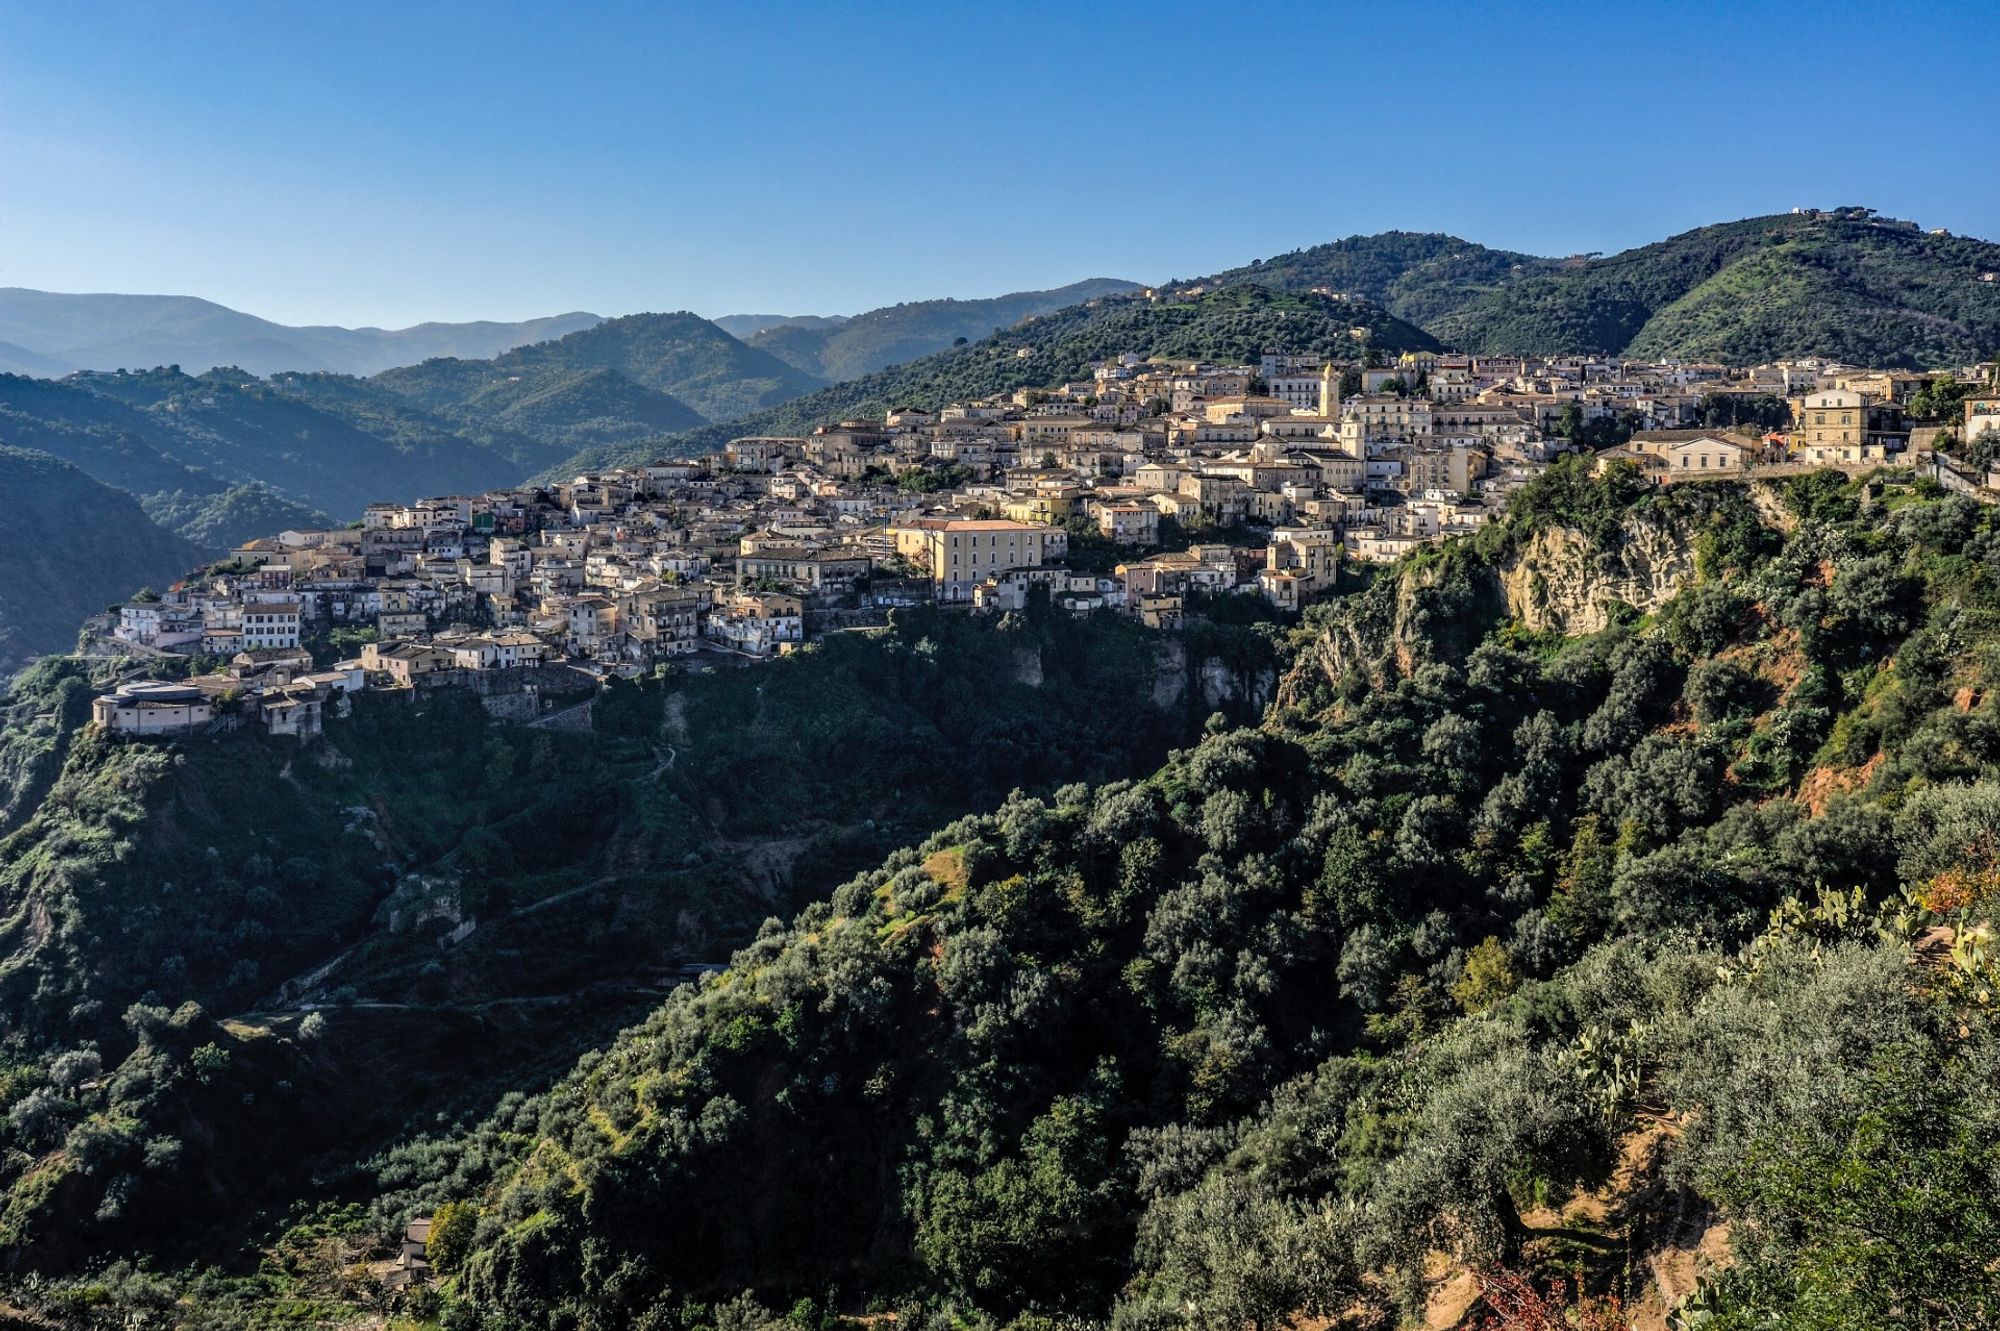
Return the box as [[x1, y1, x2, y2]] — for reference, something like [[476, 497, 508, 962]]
[[1, 0, 1993, 328]]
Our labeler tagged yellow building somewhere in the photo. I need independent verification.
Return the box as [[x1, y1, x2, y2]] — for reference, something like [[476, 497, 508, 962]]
[[889, 518, 1069, 602], [1001, 493, 1078, 525]]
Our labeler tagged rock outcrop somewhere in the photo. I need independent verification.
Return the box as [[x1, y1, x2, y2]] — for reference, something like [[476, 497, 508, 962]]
[[1279, 544, 1502, 704], [1149, 637, 1278, 715], [1282, 506, 1706, 705], [1497, 512, 1697, 635]]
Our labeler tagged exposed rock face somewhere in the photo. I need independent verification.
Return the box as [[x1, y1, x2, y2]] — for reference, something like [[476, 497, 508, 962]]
[[1279, 547, 1500, 704], [1011, 639, 1275, 716], [1282, 509, 1703, 704], [1497, 514, 1696, 635], [1146, 638, 1279, 715]]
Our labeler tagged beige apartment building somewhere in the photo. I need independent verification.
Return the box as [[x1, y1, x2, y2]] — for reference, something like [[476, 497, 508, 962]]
[[1796, 389, 1866, 449], [891, 518, 1069, 601]]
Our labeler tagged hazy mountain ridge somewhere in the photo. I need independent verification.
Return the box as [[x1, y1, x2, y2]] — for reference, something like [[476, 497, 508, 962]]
[[0, 288, 604, 378], [0, 339, 73, 378], [60, 366, 556, 518], [713, 312, 849, 339]]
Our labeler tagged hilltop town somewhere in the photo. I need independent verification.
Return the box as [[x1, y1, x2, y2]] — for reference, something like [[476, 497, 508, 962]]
[[92, 344, 2000, 740]]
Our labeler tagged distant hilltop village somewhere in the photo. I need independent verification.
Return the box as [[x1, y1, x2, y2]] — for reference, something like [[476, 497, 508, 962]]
[[90, 345, 2000, 741]]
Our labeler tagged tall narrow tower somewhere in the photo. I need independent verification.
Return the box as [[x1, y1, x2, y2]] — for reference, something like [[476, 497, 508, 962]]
[[1319, 363, 1337, 417]]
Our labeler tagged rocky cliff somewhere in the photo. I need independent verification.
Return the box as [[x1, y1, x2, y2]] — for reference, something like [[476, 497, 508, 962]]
[[1497, 508, 1699, 635], [1281, 503, 1707, 706]]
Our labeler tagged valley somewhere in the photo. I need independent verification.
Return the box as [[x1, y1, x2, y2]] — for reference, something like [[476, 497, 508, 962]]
[[1, 206, 1999, 1330]]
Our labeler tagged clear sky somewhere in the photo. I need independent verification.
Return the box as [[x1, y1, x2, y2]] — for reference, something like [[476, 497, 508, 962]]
[[2, 0, 1993, 329]]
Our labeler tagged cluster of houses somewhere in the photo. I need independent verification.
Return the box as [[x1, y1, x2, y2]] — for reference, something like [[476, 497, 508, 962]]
[[93, 342, 2000, 739]]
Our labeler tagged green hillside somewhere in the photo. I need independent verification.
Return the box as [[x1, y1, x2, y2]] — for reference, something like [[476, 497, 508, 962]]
[[1430, 211, 2000, 365], [365, 359, 710, 457], [0, 366, 568, 522], [261, 369, 570, 472], [0, 371, 224, 498], [1623, 219, 2000, 366], [0, 447, 200, 664], [0, 606, 1264, 1265], [5, 463, 2000, 1327], [555, 286, 1441, 475], [1187, 213, 2000, 368], [459, 311, 826, 423], [140, 483, 334, 551], [749, 279, 1143, 382], [344, 463, 2000, 1331], [1192, 230, 1556, 326], [67, 367, 547, 517], [714, 312, 847, 339], [0, 315, 790, 531]]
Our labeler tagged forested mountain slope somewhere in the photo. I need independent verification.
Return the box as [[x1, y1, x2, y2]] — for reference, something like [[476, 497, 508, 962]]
[[138, 483, 333, 552], [0, 366, 567, 525], [1195, 213, 2000, 368], [0, 314, 796, 538], [747, 279, 1142, 383], [0, 607, 1270, 1272], [0, 448, 200, 664], [354, 359, 709, 459], [1429, 211, 2000, 366], [383, 312, 823, 425], [1188, 230, 1555, 327], [552, 286, 1440, 476], [714, 313, 848, 340], [339, 463, 2000, 1331]]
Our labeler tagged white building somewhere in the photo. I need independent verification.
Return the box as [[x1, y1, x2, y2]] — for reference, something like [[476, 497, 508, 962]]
[[92, 681, 214, 735], [241, 602, 302, 649]]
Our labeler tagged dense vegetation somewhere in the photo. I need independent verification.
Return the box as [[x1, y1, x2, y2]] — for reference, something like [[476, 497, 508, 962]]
[[713, 314, 849, 341], [1188, 213, 2000, 369], [749, 280, 1142, 383], [1426, 211, 2000, 367], [0, 365, 566, 522], [1187, 231, 1555, 328], [380, 313, 824, 426], [140, 483, 332, 552], [0, 309, 812, 537], [555, 287, 1442, 476], [0, 371, 221, 499], [0, 606, 1260, 1269], [207, 462, 2000, 1331], [355, 360, 709, 461], [0, 447, 199, 663]]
